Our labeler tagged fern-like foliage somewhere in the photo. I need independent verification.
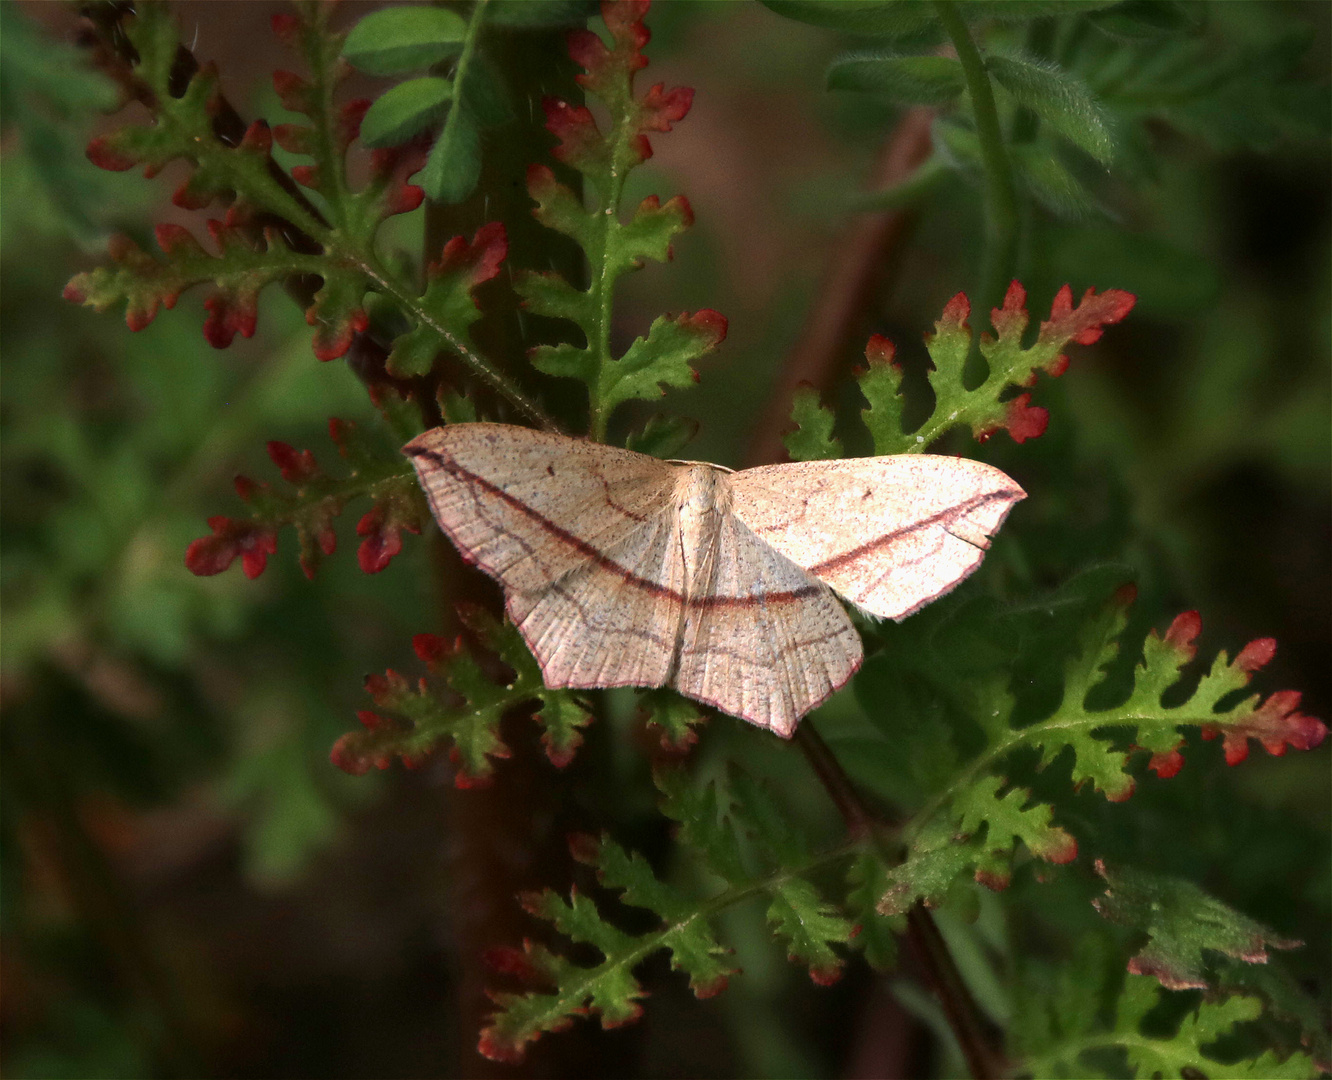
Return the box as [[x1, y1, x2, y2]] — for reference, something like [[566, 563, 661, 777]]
[[1016, 971, 1318, 1080], [331, 604, 593, 785], [862, 583, 1325, 917], [1090, 860, 1302, 992], [477, 764, 884, 1063], [185, 409, 423, 580], [514, 0, 727, 442], [785, 281, 1136, 460], [64, 2, 542, 421], [65, 3, 422, 358], [775, 0, 1328, 220]]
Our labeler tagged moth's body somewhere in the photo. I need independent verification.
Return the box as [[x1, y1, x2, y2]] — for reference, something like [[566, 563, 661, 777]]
[[406, 423, 1024, 737]]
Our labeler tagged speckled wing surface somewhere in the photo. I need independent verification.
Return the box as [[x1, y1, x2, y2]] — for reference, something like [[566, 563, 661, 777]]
[[727, 456, 1025, 621], [404, 423, 1023, 737]]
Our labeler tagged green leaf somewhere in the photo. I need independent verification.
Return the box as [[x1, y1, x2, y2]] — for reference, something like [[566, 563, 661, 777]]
[[421, 102, 481, 203], [638, 689, 706, 750], [358, 76, 453, 148], [767, 879, 855, 985], [625, 415, 699, 460], [1092, 861, 1302, 992], [988, 53, 1116, 164], [761, 0, 940, 39], [783, 386, 841, 461], [1012, 140, 1099, 219], [1019, 974, 1317, 1079], [600, 312, 720, 417], [828, 54, 966, 103], [342, 6, 467, 76], [1088, 0, 1205, 39]]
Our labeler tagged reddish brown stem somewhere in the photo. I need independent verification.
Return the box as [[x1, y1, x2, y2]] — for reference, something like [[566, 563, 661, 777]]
[[795, 720, 1005, 1080], [745, 107, 936, 467]]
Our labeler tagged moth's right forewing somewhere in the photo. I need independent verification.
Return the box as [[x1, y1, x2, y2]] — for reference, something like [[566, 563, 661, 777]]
[[729, 455, 1025, 621]]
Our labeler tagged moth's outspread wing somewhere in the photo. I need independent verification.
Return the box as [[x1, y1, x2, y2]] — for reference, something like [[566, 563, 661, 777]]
[[405, 424, 686, 687], [672, 509, 861, 738], [728, 455, 1025, 621], [506, 507, 687, 690]]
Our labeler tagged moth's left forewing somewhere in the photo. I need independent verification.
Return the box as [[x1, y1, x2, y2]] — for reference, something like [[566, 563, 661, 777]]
[[728, 456, 1025, 621]]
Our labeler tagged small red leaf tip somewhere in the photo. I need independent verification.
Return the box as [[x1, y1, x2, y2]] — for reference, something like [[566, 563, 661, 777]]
[[430, 222, 509, 288], [541, 730, 582, 770], [692, 973, 730, 999], [1002, 393, 1049, 443], [543, 98, 602, 168], [681, 308, 728, 346], [938, 291, 971, 331], [271, 12, 300, 46], [1235, 637, 1277, 673], [864, 333, 898, 367], [185, 516, 278, 578], [808, 964, 843, 987], [1105, 776, 1137, 802], [567, 832, 601, 865], [272, 69, 310, 113], [1218, 690, 1327, 766], [86, 136, 138, 172], [1163, 611, 1202, 660], [990, 280, 1029, 340], [1148, 746, 1186, 779], [356, 502, 420, 574], [154, 223, 201, 256], [239, 119, 272, 154], [974, 868, 1012, 891], [1039, 285, 1136, 347], [483, 945, 545, 985], [266, 440, 320, 484], [412, 633, 453, 669]]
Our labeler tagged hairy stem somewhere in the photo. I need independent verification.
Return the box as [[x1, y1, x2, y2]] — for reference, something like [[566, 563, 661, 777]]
[[934, 1, 1019, 344]]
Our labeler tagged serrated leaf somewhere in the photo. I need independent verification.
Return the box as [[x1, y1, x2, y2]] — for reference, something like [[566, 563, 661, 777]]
[[988, 54, 1116, 164], [1092, 861, 1301, 992], [600, 312, 720, 416], [828, 54, 966, 103], [342, 6, 467, 76], [514, 3, 718, 440], [359, 77, 453, 148], [767, 878, 854, 985], [185, 419, 421, 581], [873, 580, 1326, 922], [783, 386, 842, 461]]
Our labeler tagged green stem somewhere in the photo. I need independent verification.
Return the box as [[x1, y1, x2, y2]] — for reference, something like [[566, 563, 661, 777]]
[[443, 0, 491, 150], [352, 253, 561, 431], [589, 176, 630, 444], [934, 0, 1020, 337]]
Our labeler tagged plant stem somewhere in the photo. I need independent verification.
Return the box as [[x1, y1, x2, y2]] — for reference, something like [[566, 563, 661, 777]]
[[934, 0, 1020, 342], [794, 720, 1005, 1079]]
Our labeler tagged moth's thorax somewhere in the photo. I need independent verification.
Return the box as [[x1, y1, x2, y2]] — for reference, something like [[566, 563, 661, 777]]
[[673, 464, 731, 583]]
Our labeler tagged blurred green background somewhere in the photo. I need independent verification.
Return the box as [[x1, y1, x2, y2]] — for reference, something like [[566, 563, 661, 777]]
[[1, 1, 1327, 1077]]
